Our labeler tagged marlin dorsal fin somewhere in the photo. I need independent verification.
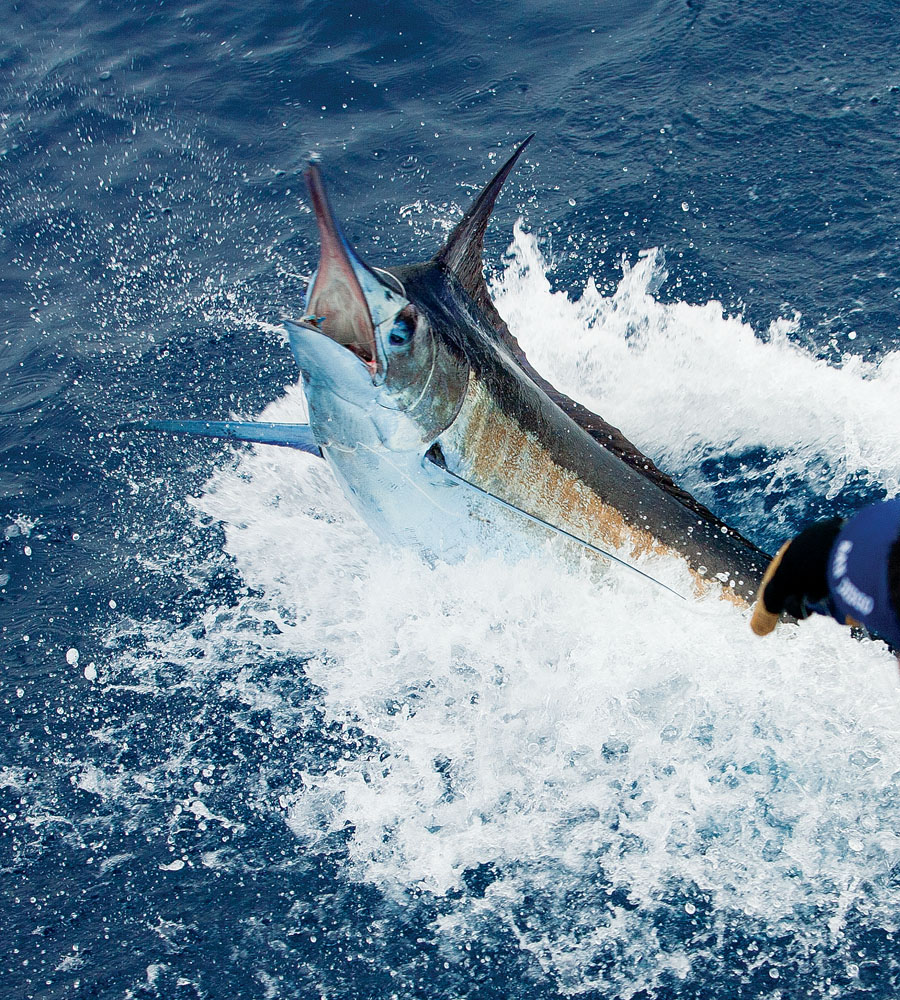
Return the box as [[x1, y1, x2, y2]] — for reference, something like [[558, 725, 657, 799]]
[[434, 135, 534, 311]]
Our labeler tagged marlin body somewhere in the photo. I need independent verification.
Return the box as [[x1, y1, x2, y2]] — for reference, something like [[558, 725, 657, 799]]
[[140, 138, 770, 604]]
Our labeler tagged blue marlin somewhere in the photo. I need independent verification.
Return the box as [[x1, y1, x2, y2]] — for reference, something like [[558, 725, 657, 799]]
[[138, 138, 770, 604]]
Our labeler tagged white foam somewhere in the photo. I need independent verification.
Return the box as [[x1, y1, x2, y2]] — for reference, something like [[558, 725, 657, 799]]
[[492, 226, 900, 501], [178, 228, 900, 994]]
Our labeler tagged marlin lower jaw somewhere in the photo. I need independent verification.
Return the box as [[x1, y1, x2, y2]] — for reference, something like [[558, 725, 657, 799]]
[[284, 320, 378, 403]]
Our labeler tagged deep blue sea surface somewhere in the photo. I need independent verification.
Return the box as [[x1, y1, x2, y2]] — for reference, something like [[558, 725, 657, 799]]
[[5, 2, 900, 998]]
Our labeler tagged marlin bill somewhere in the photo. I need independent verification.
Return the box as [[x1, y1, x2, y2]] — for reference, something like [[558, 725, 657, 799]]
[[134, 137, 770, 605]]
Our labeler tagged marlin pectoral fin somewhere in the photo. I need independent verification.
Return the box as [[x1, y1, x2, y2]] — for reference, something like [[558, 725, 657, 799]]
[[424, 447, 685, 600], [129, 419, 323, 456]]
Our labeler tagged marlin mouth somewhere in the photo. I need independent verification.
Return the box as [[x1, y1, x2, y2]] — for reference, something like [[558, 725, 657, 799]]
[[303, 165, 401, 376]]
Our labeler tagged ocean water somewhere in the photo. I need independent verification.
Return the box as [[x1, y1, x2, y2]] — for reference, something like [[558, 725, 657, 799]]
[[4, 1, 900, 997]]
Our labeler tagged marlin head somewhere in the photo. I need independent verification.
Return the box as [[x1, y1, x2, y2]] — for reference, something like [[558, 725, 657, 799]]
[[285, 159, 496, 452]]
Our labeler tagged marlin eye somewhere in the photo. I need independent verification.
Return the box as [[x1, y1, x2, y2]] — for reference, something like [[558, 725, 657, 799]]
[[388, 322, 411, 346], [387, 306, 417, 347]]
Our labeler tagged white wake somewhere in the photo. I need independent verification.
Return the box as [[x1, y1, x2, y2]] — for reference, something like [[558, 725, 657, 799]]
[[186, 228, 900, 995]]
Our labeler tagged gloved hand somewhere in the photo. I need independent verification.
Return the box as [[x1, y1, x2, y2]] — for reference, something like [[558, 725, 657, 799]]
[[750, 517, 844, 635]]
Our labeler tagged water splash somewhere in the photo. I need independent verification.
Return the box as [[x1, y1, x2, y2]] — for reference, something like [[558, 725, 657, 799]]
[[165, 228, 900, 995], [492, 226, 900, 516]]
